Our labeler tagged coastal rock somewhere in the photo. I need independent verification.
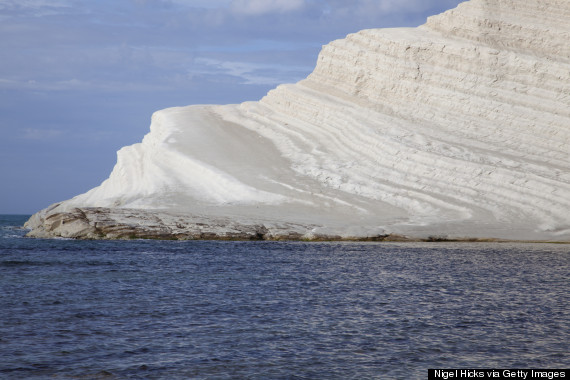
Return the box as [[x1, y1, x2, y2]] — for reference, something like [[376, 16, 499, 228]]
[[24, 207, 371, 241], [26, 0, 570, 241]]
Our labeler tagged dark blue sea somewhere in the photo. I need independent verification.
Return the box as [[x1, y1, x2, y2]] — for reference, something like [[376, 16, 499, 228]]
[[1, 215, 568, 379]]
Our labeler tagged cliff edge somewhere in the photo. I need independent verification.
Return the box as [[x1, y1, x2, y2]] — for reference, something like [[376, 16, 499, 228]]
[[26, 0, 570, 241]]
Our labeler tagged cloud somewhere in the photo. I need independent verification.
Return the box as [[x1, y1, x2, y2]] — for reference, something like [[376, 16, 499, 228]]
[[231, 0, 306, 15], [194, 57, 311, 85], [22, 128, 63, 140], [168, 0, 232, 8], [0, 0, 75, 16], [0, 0, 72, 7]]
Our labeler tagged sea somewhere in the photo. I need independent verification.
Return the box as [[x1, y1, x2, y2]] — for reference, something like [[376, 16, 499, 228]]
[[1, 214, 568, 379]]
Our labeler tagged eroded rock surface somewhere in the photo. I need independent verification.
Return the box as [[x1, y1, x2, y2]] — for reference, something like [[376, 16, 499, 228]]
[[24, 207, 386, 241]]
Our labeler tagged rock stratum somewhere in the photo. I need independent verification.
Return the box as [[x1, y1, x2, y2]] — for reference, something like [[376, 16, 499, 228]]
[[26, 0, 570, 241]]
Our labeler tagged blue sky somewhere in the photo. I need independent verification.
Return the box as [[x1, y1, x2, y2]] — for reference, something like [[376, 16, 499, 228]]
[[0, 0, 463, 214]]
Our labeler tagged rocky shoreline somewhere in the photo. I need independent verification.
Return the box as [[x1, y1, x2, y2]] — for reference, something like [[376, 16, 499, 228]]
[[23, 207, 394, 241], [24, 207, 568, 243]]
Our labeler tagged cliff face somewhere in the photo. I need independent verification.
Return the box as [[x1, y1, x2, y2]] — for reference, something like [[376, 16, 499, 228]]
[[26, 0, 570, 241]]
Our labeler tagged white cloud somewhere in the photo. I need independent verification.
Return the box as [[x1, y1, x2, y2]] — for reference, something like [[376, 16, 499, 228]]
[[0, 0, 77, 18], [0, 0, 74, 10], [22, 128, 63, 140], [168, 0, 232, 8], [0, 77, 88, 91], [231, 0, 305, 15], [131, 0, 231, 8], [365, 0, 463, 15], [194, 57, 310, 85]]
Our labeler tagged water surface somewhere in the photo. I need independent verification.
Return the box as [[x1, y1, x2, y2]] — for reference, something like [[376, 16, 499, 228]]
[[1, 215, 568, 378]]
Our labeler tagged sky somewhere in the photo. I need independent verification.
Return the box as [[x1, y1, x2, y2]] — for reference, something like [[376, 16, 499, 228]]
[[0, 0, 463, 214]]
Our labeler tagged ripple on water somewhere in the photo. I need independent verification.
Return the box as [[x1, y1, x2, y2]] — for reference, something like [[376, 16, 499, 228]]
[[0, 236, 568, 378]]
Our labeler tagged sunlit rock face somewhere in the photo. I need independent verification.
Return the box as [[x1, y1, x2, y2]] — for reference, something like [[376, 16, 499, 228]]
[[26, 0, 570, 241]]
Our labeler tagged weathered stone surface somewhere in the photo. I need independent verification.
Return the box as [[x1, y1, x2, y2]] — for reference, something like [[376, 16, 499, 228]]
[[24, 207, 519, 242], [25, 207, 319, 241]]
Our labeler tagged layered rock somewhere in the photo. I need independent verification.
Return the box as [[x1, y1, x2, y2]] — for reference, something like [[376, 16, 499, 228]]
[[26, 0, 570, 241]]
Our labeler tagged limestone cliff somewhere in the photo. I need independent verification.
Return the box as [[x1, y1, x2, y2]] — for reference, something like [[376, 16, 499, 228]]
[[26, 0, 570, 241]]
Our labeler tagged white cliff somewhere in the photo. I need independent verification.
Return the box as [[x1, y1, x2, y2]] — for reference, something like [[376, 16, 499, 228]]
[[26, 0, 570, 241]]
